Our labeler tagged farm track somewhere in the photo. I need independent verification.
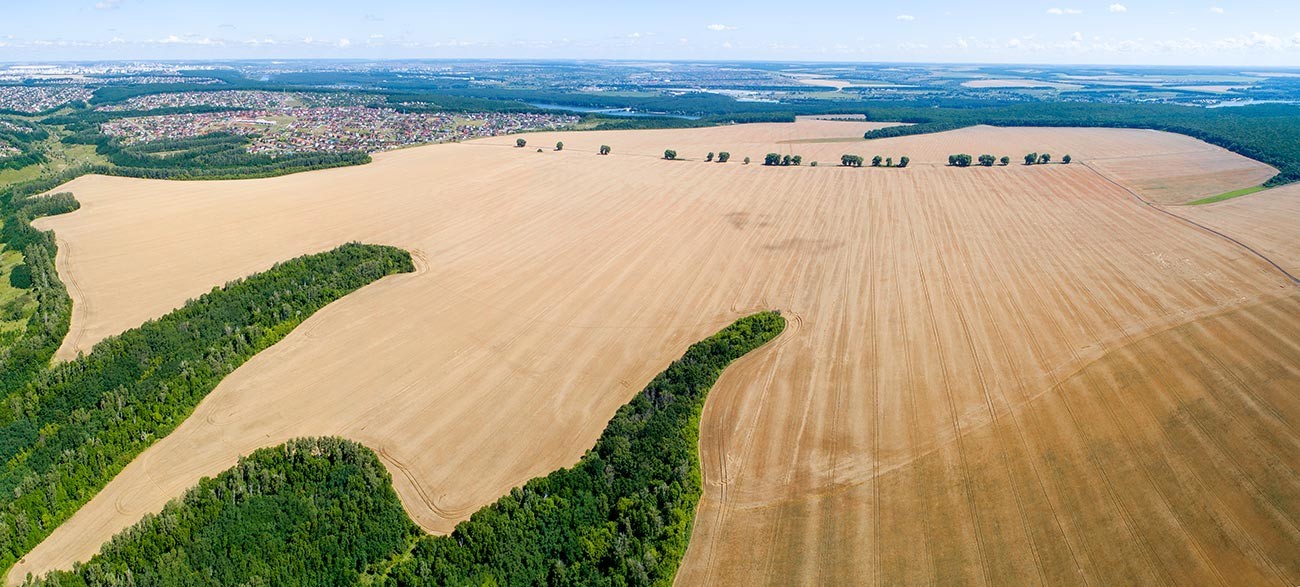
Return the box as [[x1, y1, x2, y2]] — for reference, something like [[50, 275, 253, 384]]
[[12, 120, 1300, 585]]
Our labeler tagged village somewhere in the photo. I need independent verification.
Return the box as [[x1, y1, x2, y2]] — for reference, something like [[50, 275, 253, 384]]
[[101, 105, 578, 154], [93, 90, 579, 154], [0, 86, 93, 113]]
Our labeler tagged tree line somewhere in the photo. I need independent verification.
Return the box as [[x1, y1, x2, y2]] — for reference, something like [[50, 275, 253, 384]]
[[0, 243, 414, 573], [841, 154, 910, 168], [0, 184, 78, 399], [764, 153, 803, 166], [26, 312, 786, 587], [29, 437, 416, 587], [946, 153, 1072, 167]]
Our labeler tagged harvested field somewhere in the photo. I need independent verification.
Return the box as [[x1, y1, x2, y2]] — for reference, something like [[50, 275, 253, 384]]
[[1087, 147, 1277, 205], [1178, 183, 1300, 279], [14, 120, 1300, 585]]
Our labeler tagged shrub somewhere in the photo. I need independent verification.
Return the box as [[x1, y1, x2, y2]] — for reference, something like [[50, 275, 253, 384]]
[[898, 156, 910, 168], [664, 149, 677, 160], [516, 138, 527, 148], [555, 141, 564, 151], [706, 152, 714, 162], [717, 151, 730, 163], [599, 144, 611, 155]]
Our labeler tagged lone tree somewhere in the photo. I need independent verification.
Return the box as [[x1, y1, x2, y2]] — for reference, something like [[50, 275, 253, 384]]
[[950, 154, 973, 167], [516, 138, 527, 148], [1024, 152, 1038, 165], [978, 154, 996, 167], [706, 152, 715, 162], [664, 149, 678, 160], [1000, 156, 1011, 166], [717, 151, 731, 163], [791, 155, 803, 166], [810, 161, 818, 167], [1062, 154, 1072, 164], [764, 153, 781, 166], [898, 156, 910, 168], [555, 141, 564, 151], [599, 144, 611, 155], [872, 155, 884, 167], [886, 157, 893, 167], [1039, 153, 1052, 164], [744, 156, 751, 165]]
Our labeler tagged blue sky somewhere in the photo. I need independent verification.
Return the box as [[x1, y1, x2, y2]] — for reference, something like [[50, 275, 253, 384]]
[[2, 0, 1299, 65]]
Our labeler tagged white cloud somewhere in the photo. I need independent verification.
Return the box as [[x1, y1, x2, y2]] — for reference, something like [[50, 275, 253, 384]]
[[896, 14, 915, 21], [1210, 6, 1225, 14], [722, 41, 733, 49], [706, 24, 736, 31], [336, 38, 351, 48], [1047, 7, 1082, 15], [95, 0, 122, 9], [153, 34, 221, 46], [1071, 31, 1084, 42], [1109, 3, 1127, 13]]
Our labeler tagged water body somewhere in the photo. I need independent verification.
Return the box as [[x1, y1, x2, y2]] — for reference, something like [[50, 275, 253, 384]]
[[527, 102, 700, 120], [1207, 99, 1300, 108]]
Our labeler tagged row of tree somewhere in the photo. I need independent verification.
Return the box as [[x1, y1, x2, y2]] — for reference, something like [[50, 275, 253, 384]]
[[764, 153, 803, 166], [28, 312, 785, 586], [0, 243, 414, 572], [841, 154, 911, 168], [947, 153, 1073, 167], [1024, 152, 1072, 165]]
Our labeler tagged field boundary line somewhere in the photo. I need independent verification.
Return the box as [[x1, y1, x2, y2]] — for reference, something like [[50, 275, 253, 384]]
[[1080, 161, 1300, 287]]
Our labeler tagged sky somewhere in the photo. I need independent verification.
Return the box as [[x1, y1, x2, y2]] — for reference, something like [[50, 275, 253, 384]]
[[1, 0, 1299, 66]]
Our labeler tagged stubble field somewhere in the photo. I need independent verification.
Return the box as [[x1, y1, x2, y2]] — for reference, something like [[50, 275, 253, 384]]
[[12, 119, 1299, 585]]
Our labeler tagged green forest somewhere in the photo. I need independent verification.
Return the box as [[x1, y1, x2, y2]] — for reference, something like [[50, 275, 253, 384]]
[[26, 311, 785, 586], [30, 438, 417, 587], [0, 241, 413, 573]]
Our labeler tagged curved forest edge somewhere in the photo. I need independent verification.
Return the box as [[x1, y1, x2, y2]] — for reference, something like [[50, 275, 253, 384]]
[[24, 311, 786, 586], [0, 222, 414, 575]]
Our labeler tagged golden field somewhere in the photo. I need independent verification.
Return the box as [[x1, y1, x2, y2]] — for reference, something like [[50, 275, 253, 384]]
[[13, 119, 1299, 585]]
